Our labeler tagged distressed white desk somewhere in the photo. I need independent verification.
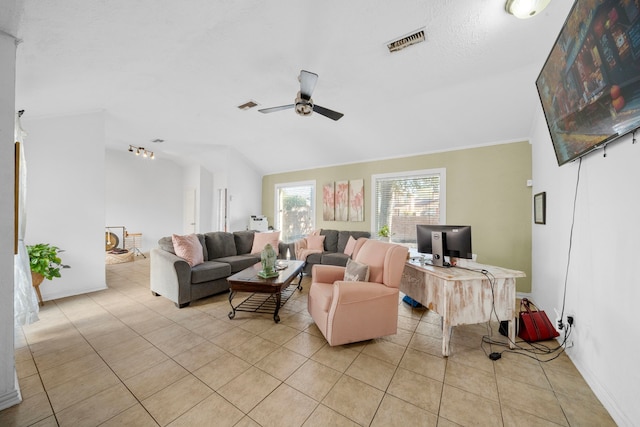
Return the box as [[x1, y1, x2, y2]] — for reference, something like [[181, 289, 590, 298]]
[[400, 260, 525, 356]]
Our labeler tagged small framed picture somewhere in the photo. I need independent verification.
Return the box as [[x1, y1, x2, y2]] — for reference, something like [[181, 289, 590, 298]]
[[534, 192, 546, 225]]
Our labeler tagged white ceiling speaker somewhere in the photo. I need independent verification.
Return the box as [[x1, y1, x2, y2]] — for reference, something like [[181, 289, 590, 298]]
[[505, 0, 551, 19]]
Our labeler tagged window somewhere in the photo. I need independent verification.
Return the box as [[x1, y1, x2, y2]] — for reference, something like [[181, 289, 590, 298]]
[[371, 169, 445, 246], [274, 181, 315, 242]]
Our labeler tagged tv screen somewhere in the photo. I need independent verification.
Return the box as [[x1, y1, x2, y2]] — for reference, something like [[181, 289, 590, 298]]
[[416, 224, 473, 260], [536, 0, 640, 166]]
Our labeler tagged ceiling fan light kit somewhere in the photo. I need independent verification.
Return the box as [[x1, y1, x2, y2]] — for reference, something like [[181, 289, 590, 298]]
[[505, 0, 551, 19], [259, 70, 344, 121]]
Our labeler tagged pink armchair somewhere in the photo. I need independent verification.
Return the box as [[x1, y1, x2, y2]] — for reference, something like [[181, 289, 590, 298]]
[[308, 239, 409, 346]]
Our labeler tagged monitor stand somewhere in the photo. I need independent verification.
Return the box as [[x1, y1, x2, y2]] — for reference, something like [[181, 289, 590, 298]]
[[431, 231, 445, 267]]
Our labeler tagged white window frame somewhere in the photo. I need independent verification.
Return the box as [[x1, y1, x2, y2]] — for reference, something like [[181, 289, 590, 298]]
[[370, 168, 446, 242], [274, 180, 316, 240]]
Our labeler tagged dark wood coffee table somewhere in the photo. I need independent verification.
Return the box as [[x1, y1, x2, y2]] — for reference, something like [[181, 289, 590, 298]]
[[227, 260, 305, 323]]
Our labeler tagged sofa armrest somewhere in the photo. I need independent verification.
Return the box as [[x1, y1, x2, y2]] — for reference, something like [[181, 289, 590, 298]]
[[278, 241, 296, 260], [331, 281, 397, 305], [312, 264, 346, 284], [150, 248, 192, 306]]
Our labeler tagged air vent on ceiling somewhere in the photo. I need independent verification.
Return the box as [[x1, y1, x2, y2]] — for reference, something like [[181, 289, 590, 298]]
[[387, 28, 426, 53], [238, 100, 259, 110]]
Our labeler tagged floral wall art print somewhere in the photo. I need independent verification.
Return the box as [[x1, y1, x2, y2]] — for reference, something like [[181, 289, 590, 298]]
[[335, 180, 349, 221], [348, 179, 364, 222], [322, 183, 335, 221]]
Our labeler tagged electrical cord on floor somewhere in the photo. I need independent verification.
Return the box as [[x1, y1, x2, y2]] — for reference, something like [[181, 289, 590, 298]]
[[451, 264, 575, 362]]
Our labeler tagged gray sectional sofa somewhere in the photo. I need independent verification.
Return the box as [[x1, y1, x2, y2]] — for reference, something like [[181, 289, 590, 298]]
[[151, 231, 263, 308], [151, 228, 370, 308], [280, 229, 371, 275]]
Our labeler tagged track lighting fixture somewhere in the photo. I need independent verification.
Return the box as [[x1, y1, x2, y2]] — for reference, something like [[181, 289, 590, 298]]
[[128, 145, 154, 159]]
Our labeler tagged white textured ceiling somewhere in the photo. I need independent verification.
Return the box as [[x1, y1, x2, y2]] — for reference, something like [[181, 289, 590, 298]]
[[14, 0, 574, 175]]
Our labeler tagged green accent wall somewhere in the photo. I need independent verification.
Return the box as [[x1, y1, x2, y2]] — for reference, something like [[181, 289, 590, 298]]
[[263, 141, 532, 292]]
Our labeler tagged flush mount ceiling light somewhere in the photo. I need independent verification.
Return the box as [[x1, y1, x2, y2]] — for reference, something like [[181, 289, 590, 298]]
[[128, 145, 155, 159], [505, 0, 551, 19]]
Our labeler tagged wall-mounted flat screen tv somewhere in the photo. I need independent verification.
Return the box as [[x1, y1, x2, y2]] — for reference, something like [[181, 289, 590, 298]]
[[536, 0, 640, 166]]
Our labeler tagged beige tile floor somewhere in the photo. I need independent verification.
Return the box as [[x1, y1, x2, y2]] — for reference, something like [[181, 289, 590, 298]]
[[2, 256, 615, 426]]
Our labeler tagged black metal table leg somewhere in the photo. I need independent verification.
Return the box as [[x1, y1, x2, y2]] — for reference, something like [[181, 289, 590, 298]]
[[228, 290, 237, 319], [297, 270, 303, 291], [273, 291, 282, 323]]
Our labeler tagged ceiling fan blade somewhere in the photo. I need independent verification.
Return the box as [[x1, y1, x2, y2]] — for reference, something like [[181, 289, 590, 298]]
[[258, 104, 295, 114], [313, 104, 344, 121], [299, 70, 318, 99]]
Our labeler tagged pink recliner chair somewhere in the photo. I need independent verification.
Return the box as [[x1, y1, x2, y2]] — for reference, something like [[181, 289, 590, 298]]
[[308, 238, 409, 346]]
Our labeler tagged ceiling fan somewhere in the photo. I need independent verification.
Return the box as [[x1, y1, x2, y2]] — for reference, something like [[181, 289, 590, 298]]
[[259, 70, 344, 121]]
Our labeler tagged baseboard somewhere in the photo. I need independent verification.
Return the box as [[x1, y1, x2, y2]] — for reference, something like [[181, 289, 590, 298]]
[[40, 283, 108, 303], [0, 371, 22, 411], [571, 357, 629, 425]]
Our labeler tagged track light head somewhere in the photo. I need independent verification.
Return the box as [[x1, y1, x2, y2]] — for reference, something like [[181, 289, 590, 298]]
[[128, 144, 156, 160]]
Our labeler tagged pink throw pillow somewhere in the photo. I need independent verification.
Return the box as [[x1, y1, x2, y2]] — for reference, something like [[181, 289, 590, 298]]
[[251, 231, 281, 255], [306, 235, 325, 251], [172, 234, 204, 267], [343, 235, 357, 256]]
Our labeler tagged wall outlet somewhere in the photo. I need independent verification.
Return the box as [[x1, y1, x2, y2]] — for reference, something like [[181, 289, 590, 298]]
[[566, 314, 574, 326]]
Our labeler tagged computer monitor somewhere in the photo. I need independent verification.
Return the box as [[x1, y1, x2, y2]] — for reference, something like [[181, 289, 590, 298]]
[[416, 224, 473, 261]]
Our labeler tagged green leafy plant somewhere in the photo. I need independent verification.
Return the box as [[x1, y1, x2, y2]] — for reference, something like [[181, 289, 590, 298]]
[[26, 243, 70, 281], [377, 225, 393, 238]]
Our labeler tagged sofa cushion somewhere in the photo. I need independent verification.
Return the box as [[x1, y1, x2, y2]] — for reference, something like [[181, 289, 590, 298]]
[[214, 254, 260, 273], [343, 236, 357, 256], [305, 252, 323, 265], [191, 261, 231, 284], [305, 235, 325, 251], [343, 258, 370, 282], [158, 236, 175, 254], [172, 233, 204, 267], [234, 231, 255, 255], [251, 231, 281, 255], [321, 252, 350, 267], [320, 229, 339, 252], [205, 232, 237, 260], [158, 234, 207, 260], [337, 231, 371, 253]]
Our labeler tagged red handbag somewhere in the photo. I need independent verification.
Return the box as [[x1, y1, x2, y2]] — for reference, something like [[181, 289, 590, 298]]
[[518, 298, 560, 342]]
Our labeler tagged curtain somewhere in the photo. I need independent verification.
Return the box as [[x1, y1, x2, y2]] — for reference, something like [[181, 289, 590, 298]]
[[14, 112, 39, 326]]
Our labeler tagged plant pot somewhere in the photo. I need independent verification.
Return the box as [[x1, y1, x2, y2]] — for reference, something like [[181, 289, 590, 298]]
[[31, 271, 44, 306]]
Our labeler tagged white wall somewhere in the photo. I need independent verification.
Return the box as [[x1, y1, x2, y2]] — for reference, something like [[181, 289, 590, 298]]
[[531, 110, 640, 425], [105, 149, 183, 250], [23, 112, 107, 302], [0, 29, 21, 411], [205, 148, 262, 232], [225, 150, 262, 231]]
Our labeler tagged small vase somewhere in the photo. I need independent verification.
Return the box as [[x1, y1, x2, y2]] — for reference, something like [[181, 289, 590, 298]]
[[379, 236, 390, 242]]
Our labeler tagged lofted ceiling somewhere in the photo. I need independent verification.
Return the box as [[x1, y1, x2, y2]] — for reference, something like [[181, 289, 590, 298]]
[[14, 0, 574, 175]]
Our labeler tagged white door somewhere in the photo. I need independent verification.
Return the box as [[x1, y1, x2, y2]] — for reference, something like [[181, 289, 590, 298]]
[[184, 188, 196, 234]]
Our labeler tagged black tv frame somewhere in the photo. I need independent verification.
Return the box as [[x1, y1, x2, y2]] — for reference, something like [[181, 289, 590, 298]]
[[536, 0, 640, 166]]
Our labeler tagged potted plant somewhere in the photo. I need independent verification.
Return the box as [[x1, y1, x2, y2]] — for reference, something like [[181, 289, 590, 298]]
[[377, 225, 393, 242], [26, 243, 70, 305]]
